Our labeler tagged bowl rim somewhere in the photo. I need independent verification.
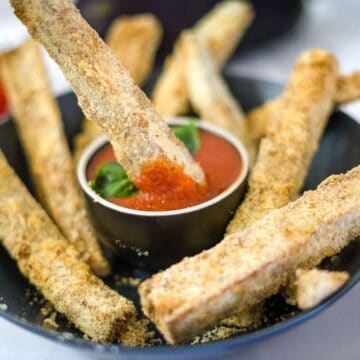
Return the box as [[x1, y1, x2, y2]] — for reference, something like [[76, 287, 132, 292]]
[[77, 117, 249, 217]]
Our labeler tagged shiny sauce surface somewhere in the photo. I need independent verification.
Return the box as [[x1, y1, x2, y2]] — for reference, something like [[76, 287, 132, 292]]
[[87, 130, 242, 211]]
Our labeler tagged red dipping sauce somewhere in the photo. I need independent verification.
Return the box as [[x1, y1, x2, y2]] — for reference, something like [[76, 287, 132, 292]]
[[87, 129, 242, 211]]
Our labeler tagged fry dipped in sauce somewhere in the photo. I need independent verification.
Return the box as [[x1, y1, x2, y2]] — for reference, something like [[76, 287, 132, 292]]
[[87, 124, 242, 211]]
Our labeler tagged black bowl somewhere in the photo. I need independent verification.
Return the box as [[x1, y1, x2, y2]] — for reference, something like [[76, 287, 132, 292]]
[[77, 118, 249, 269], [0, 75, 359, 358]]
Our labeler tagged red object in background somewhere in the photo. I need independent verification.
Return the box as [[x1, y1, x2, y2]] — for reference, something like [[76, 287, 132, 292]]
[[0, 81, 8, 121]]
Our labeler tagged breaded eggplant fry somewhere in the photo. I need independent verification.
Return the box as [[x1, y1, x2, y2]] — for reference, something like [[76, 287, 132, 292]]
[[225, 51, 339, 326], [73, 14, 162, 163], [227, 49, 338, 234], [152, 38, 188, 116], [152, 0, 254, 116], [246, 99, 280, 146], [140, 166, 360, 344], [0, 40, 110, 276], [106, 14, 163, 86], [11, 0, 205, 186], [335, 71, 360, 104], [0, 151, 136, 343], [183, 31, 254, 160], [193, 0, 254, 68], [248, 72, 360, 145], [295, 269, 349, 310]]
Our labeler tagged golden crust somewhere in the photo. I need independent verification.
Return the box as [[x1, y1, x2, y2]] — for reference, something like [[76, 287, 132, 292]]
[[0, 40, 109, 276], [0, 151, 136, 343], [247, 99, 280, 145], [335, 71, 360, 104], [140, 166, 360, 344], [295, 269, 349, 310], [151, 38, 189, 117], [73, 14, 162, 164], [11, 0, 205, 186], [248, 71, 360, 144], [74, 14, 162, 164], [183, 31, 254, 161], [227, 49, 339, 234], [152, 0, 254, 116], [194, 0, 254, 67], [106, 14, 162, 86]]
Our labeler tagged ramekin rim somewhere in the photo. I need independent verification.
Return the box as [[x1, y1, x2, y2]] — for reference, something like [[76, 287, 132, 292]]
[[77, 117, 249, 217]]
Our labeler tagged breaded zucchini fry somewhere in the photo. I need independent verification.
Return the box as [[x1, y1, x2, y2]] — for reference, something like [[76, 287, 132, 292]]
[[152, 0, 254, 116], [0, 150, 136, 343], [227, 49, 338, 234], [11, 0, 205, 186], [295, 269, 349, 310], [106, 14, 162, 86], [73, 14, 162, 164], [183, 31, 254, 160], [335, 71, 360, 104], [0, 40, 110, 276], [140, 166, 360, 344]]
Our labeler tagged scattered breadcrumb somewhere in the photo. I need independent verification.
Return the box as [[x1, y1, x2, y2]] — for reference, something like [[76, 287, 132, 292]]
[[191, 304, 263, 344], [118, 318, 157, 347], [43, 312, 59, 330], [191, 326, 242, 344], [220, 304, 263, 328], [40, 301, 54, 317], [113, 274, 142, 287]]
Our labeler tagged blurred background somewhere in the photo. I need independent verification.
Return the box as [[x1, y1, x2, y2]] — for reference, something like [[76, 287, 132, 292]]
[[1, 0, 359, 120]]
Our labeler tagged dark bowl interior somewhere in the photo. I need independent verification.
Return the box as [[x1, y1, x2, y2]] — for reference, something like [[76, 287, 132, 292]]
[[0, 74, 359, 359]]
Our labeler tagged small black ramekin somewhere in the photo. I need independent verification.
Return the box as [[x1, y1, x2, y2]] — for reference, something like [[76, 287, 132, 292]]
[[77, 118, 249, 269]]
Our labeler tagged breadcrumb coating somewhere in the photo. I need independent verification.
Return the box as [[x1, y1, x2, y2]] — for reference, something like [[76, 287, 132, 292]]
[[106, 14, 162, 86], [0, 151, 136, 343], [0, 40, 109, 276], [152, 0, 254, 116], [227, 49, 339, 234], [183, 31, 255, 161]]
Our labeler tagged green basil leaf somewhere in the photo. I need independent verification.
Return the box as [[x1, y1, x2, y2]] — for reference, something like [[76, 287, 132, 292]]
[[90, 161, 138, 197], [172, 119, 201, 155], [90, 120, 201, 199]]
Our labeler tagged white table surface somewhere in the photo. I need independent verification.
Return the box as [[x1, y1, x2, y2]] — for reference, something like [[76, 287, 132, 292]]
[[0, 0, 359, 359]]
